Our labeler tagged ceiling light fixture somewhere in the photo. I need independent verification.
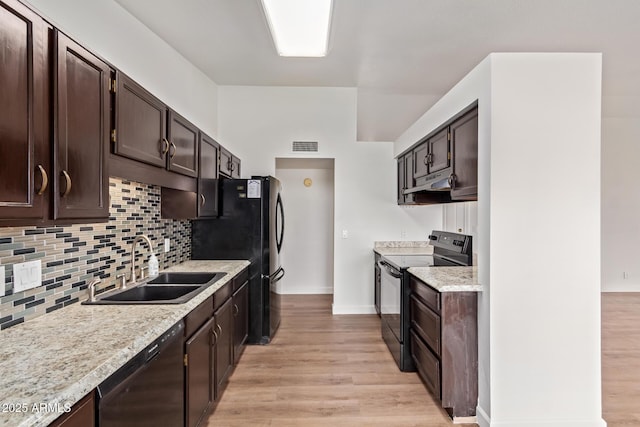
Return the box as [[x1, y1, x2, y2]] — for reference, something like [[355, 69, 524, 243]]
[[260, 0, 333, 57]]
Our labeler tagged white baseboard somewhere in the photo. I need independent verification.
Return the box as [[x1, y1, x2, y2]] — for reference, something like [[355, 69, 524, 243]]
[[331, 304, 377, 315], [488, 418, 607, 427], [281, 286, 333, 295], [476, 405, 490, 427]]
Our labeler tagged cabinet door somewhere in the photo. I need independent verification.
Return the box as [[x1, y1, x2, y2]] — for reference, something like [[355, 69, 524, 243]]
[[54, 31, 110, 220], [115, 72, 167, 168], [403, 153, 414, 204], [450, 108, 478, 200], [219, 147, 233, 178], [0, 0, 49, 221], [232, 281, 248, 365], [397, 156, 405, 204], [198, 133, 219, 218], [213, 297, 233, 401], [230, 156, 241, 179], [412, 142, 429, 180], [167, 110, 198, 178], [185, 317, 214, 427], [428, 128, 450, 173], [48, 392, 95, 427]]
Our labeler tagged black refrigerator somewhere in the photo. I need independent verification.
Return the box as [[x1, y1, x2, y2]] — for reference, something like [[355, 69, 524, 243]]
[[191, 176, 284, 344]]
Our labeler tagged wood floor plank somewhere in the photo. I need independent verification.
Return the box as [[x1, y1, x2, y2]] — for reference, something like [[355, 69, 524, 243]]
[[207, 293, 634, 426]]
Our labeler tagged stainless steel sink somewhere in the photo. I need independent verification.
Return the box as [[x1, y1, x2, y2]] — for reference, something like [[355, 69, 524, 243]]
[[146, 272, 225, 285], [82, 271, 227, 305]]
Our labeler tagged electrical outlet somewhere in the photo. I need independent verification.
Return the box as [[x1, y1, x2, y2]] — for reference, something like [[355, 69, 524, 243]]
[[13, 260, 42, 293], [0, 266, 5, 297], [342, 230, 348, 239], [164, 238, 170, 253], [623, 272, 629, 279], [400, 229, 407, 239]]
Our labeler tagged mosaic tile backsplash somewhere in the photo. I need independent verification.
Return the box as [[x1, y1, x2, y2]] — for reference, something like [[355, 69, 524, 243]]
[[0, 178, 191, 330]]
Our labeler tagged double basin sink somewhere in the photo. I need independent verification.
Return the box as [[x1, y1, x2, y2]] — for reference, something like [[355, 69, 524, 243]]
[[84, 272, 227, 305]]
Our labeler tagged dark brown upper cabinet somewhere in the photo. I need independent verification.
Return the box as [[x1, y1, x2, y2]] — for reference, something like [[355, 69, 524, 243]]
[[114, 72, 167, 168], [198, 133, 220, 218], [450, 108, 478, 201], [167, 110, 199, 178], [397, 104, 477, 205], [219, 147, 240, 179], [54, 31, 110, 220], [413, 128, 449, 186], [0, 0, 50, 223]]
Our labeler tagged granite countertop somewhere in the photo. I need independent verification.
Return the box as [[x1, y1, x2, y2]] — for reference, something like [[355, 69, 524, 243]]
[[373, 241, 433, 256], [0, 260, 249, 427], [408, 266, 482, 292]]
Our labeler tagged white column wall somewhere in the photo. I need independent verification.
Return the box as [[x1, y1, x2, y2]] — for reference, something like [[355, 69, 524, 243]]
[[25, 0, 219, 139], [395, 53, 605, 426]]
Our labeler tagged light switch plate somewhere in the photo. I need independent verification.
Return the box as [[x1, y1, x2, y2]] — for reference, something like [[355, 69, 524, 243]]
[[13, 260, 42, 293], [0, 266, 5, 297], [164, 238, 170, 253]]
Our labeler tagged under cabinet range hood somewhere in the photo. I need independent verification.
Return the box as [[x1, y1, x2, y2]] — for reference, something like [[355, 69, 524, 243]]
[[403, 167, 454, 194]]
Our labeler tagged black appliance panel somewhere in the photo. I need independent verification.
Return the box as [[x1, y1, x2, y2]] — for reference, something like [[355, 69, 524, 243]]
[[97, 321, 184, 426], [192, 177, 283, 344]]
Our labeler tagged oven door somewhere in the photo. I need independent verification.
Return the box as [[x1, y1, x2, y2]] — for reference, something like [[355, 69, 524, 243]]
[[379, 260, 403, 342]]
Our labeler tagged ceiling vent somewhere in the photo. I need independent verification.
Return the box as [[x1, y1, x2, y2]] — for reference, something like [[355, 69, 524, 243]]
[[292, 141, 318, 152]]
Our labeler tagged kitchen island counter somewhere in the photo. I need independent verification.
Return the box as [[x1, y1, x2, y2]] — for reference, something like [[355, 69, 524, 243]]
[[0, 260, 249, 427]]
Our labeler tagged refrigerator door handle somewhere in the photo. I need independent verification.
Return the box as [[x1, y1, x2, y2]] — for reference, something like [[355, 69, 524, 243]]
[[263, 266, 283, 281], [276, 193, 284, 253], [271, 267, 285, 284]]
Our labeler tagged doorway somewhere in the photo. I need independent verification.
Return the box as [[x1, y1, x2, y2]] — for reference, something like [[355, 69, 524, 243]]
[[275, 158, 335, 295]]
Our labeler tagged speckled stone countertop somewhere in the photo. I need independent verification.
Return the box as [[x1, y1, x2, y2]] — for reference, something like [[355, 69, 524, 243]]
[[408, 266, 482, 292], [0, 260, 249, 427], [373, 241, 433, 256]]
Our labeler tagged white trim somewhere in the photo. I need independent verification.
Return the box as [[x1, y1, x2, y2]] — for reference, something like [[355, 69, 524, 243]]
[[281, 286, 333, 295], [331, 304, 377, 315], [476, 404, 490, 427], [489, 419, 607, 427]]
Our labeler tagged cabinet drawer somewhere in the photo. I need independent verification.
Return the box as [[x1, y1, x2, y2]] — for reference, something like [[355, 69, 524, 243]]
[[410, 295, 441, 356], [213, 282, 232, 311], [411, 330, 441, 401], [233, 268, 248, 292], [184, 296, 213, 338], [410, 276, 440, 313]]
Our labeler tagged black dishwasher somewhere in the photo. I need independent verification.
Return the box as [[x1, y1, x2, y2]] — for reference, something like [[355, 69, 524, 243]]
[[97, 321, 185, 427]]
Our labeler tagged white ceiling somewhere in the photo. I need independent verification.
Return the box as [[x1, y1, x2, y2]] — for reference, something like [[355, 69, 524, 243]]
[[114, 0, 640, 141]]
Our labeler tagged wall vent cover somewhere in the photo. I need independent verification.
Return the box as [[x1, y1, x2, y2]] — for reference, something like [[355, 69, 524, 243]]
[[292, 141, 318, 152]]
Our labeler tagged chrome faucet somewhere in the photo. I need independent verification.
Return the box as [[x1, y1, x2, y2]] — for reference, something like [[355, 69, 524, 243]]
[[130, 234, 153, 285], [88, 278, 101, 302]]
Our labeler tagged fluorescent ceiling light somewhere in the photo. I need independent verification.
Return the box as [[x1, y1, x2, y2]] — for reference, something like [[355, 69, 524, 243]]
[[261, 0, 333, 57]]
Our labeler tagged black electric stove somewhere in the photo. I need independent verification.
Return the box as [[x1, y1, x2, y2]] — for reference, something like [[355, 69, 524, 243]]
[[378, 230, 472, 371]]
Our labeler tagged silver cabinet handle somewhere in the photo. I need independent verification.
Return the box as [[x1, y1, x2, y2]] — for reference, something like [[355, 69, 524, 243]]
[[161, 138, 170, 156], [200, 194, 206, 206], [211, 329, 218, 345], [60, 170, 72, 197], [169, 142, 177, 159], [216, 324, 222, 336], [233, 304, 239, 316], [36, 164, 48, 195]]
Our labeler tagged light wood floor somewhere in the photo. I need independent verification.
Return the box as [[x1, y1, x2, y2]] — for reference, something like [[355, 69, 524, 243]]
[[602, 293, 640, 427], [206, 293, 639, 426]]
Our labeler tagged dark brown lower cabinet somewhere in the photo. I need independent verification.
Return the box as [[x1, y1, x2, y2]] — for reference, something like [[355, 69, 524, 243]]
[[185, 317, 214, 427], [48, 392, 94, 427], [409, 275, 478, 420], [232, 281, 249, 364], [213, 298, 234, 401]]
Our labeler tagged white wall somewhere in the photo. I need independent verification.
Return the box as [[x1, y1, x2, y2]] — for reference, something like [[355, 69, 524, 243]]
[[25, 0, 220, 140], [601, 96, 640, 291], [396, 54, 605, 427], [275, 159, 335, 295], [218, 86, 442, 314]]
